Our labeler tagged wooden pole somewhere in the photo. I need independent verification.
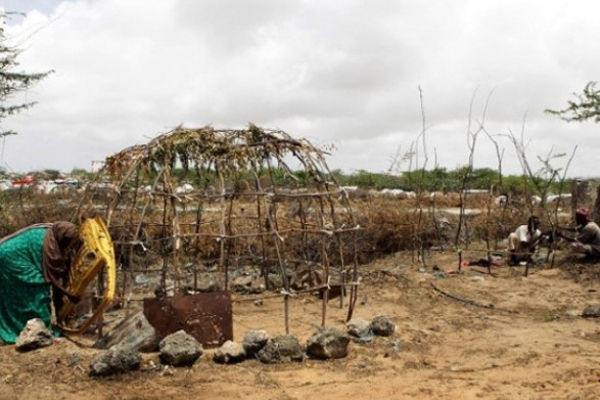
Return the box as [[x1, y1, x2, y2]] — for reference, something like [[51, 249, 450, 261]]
[[284, 295, 290, 334]]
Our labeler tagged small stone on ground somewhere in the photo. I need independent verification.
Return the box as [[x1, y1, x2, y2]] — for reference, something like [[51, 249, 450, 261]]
[[371, 315, 395, 336], [15, 318, 53, 352], [89, 345, 141, 377], [582, 304, 600, 318], [242, 330, 270, 356], [346, 318, 373, 343], [258, 335, 304, 364], [232, 275, 254, 293], [93, 311, 161, 352], [213, 340, 246, 364], [306, 327, 350, 359], [159, 330, 204, 366]]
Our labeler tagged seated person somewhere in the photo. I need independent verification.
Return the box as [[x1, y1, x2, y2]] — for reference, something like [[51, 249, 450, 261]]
[[559, 207, 600, 260], [508, 216, 541, 265]]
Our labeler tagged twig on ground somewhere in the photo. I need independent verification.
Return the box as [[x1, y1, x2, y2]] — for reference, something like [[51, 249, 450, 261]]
[[430, 282, 518, 314]]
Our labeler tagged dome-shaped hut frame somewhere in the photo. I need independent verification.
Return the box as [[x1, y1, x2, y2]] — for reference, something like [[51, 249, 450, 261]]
[[78, 125, 360, 332]]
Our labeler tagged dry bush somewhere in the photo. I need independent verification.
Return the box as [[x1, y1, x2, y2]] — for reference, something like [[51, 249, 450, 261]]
[[0, 189, 80, 237], [0, 188, 573, 274], [352, 198, 415, 258]]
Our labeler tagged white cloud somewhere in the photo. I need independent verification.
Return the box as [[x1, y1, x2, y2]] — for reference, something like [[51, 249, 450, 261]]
[[2, 0, 599, 177]]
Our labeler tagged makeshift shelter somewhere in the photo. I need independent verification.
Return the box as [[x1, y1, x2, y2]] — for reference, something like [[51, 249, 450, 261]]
[[77, 125, 360, 333]]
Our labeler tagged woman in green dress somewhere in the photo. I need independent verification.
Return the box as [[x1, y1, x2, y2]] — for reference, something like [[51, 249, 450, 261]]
[[0, 222, 80, 344]]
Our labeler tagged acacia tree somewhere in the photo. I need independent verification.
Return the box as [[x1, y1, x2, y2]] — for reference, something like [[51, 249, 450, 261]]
[[546, 82, 600, 122], [0, 11, 52, 138]]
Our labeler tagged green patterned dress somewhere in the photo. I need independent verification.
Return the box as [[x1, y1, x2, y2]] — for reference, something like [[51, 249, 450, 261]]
[[0, 225, 53, 344]]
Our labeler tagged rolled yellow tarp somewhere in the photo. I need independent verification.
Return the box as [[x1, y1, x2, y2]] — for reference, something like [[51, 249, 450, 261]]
[[57, 216, 116, 333]]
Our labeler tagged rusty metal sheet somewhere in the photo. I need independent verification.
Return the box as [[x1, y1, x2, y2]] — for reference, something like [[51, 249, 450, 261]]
[[143, 291, 233, 348]]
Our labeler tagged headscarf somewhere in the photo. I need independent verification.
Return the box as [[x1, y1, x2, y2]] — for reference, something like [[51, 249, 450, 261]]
[[42, 222, 81, 303], [576, 207, 591, 222]]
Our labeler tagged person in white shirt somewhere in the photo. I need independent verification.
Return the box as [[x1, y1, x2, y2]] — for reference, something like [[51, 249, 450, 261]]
[[508, 216, 541, 265]]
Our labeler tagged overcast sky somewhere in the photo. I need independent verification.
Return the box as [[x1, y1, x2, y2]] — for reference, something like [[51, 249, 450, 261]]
[[1, 0, 599, 177]]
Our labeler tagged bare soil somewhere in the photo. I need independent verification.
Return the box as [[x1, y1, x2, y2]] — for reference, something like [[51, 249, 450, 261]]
[[1, 252, 600, 400]]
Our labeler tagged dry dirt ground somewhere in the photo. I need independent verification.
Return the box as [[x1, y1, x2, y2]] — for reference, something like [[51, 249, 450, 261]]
[[1, 251, 600, 400]]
